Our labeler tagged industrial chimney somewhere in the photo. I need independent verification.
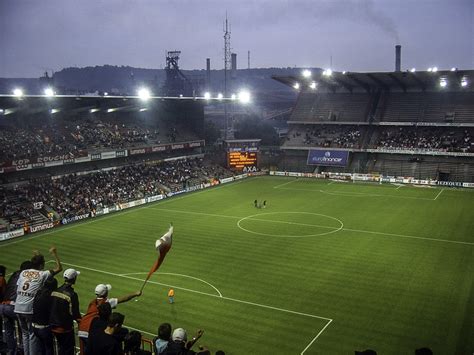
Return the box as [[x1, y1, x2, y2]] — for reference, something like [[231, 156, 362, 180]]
[[231, 53, 237, 79], [395, 45, 401, 72], [206, 58, 211, 89]]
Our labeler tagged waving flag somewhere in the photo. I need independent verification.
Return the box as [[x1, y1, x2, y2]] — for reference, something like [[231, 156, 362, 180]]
[[140, 224, 173, 292]]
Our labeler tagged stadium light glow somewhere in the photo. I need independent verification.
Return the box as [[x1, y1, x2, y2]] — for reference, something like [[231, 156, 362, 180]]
[[410, 68, 416, 73], [309, 82, 317, 90], [217, 93, 224, 100], [13, 88, 24, 97], [138, 88, 151, 101], [103, 92, 108, 96], [139, 108, 147, 112], [238, 90, 251, 104], [50, 108, 60, 114], [204, 92, 211, 100], [432, 67, 438, 72], [302, 69, 312, 78], [439, 79, 447, 88], [322, 69, 333, 77], [293, 83, 300, 90], [427, 67, 433, 72], [450, 67, 457, 72], [107, 108, 116, 113], [461, 79, 468, 87], [342, 71, 347, 75], [44, 88, 55, 97], [0, 109, 3, 114], [179, 94, 183, 98], [90, 108, 100, 113], [231, 94, 236, 100]]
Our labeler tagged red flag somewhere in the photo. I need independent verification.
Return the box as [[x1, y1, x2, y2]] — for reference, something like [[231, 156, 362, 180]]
[[141, 225, 173, 291]]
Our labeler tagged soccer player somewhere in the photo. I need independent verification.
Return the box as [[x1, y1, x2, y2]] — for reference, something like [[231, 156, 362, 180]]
[[168, 289, 175, 304]]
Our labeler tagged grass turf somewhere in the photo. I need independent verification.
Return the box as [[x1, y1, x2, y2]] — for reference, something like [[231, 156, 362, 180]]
[[1, 176, 473, 354]]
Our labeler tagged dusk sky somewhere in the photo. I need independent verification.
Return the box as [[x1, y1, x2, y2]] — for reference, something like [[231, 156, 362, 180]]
[[0, 0, 473, 78]]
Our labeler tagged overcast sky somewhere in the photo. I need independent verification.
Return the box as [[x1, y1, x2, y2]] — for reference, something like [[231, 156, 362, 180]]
[[0, 0, 473, 77]]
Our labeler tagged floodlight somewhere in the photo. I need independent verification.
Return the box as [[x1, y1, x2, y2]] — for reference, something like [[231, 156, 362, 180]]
[[410, 68, 416, 73], [427, 67, 433, 72], [450, 67, 457, 72], [44, 88, 55, 97], [323, 69, 332, 76], [342, 71, 347, 75], [217, 93, 224, 100], [50, 108, 60, 114], [293, 83, 300, 90], [139, 108, 147, 112], [204, 92, 211, 100], [90, 108, 100, 113], [13, 88, 23, 97], [0, 109, 3, 114], [138, 88, 151, 100], [461, 79, 468, 87], [439, 79, 447, 88], [107, 108, 116, 113], [179, 94, 183, 98], [309, 82, 317, 89], [103, 92, 108, 96], [432, 67, 438, 72], [231, 94, 237, 100], [302, 69, 311, 78], [238, 90, 251, 104]]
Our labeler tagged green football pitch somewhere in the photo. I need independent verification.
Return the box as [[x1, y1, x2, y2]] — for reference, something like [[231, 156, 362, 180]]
[[1, 176, 473, 354]]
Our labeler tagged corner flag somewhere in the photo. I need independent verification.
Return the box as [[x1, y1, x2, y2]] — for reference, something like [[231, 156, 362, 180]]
[[140, 224, 173, 292]]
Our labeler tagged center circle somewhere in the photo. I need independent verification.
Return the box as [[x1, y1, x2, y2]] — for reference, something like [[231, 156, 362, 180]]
[[236, 212, 343, 238]]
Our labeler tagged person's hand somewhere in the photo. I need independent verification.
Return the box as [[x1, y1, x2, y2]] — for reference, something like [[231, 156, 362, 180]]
[[196, 329, 204, 338], [49, 246, 57, 255], [33, 249, 40, 256]]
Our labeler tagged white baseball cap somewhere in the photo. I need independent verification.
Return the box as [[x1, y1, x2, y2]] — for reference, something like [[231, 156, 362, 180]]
[[63, 268, 80, 280], [95, 284, 112, 297], [172, 328, 187, 342]]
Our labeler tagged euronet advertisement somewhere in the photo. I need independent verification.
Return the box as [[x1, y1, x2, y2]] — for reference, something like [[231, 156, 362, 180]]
[[307, 149, 349, 167]]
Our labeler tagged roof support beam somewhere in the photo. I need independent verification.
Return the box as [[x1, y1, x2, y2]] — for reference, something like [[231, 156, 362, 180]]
[[387, 73, 407, 92]]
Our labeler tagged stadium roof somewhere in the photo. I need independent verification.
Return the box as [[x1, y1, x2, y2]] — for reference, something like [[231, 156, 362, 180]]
[[272, 69, 474, 93]]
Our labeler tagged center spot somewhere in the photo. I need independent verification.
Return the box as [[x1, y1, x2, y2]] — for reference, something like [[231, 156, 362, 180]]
[[237, 212, 343, 238]]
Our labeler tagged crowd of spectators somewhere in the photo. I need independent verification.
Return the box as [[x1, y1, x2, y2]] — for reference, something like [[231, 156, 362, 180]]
[[0, 158, 233, 229], [0, 248, 220, 354], [376, 128, 473, 152], [0, 118, 189, 163], [286, 126, 361, 148]]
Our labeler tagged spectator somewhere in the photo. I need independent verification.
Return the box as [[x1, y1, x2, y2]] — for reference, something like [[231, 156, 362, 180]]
[[79, 283, 141, 352], [14, 247, 62, 355], [0, 260, 31, 355], [154, 322, 172, 355], [124, 330, 152, 355], [164, 328, 209, 355], [50, 268, 81, 355], [87, 312, 126, 355], [31, 276, 58, 355]]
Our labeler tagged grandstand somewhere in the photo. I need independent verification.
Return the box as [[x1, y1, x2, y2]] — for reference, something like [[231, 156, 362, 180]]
[[273, 69, 474, 180]]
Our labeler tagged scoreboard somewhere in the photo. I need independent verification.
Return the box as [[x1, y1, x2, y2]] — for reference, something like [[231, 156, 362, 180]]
[[228, 151, 258, 171]]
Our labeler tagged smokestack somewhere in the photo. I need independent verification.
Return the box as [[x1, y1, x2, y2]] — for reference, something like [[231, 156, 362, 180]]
[[231, 53, 237, 71], [395, 45, 401, 72], [206, 58, 211, 89]]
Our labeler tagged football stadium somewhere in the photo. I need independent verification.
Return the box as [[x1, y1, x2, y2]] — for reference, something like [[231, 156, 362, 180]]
[[1, 3, 473, 355]]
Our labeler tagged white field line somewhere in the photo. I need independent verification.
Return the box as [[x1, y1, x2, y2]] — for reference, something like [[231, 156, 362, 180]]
[[0, 180, 244, 248], [327, 181, 335, 186], [396, 185, 402, 190], [55, 261, 333, 353], [149, 207, 474, 246], [121, 272, 223, 298], [273, 178, 300, 189], [433, 188, 445, 200], [275, 186, 438, 201], [301, 319, 333, 355]]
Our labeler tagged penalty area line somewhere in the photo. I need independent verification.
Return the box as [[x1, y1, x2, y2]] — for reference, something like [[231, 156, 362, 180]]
[[52, 261, 333, 353]]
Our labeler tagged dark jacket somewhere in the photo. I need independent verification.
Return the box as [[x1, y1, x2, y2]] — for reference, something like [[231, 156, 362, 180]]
[[49, 283, 81, 331]]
